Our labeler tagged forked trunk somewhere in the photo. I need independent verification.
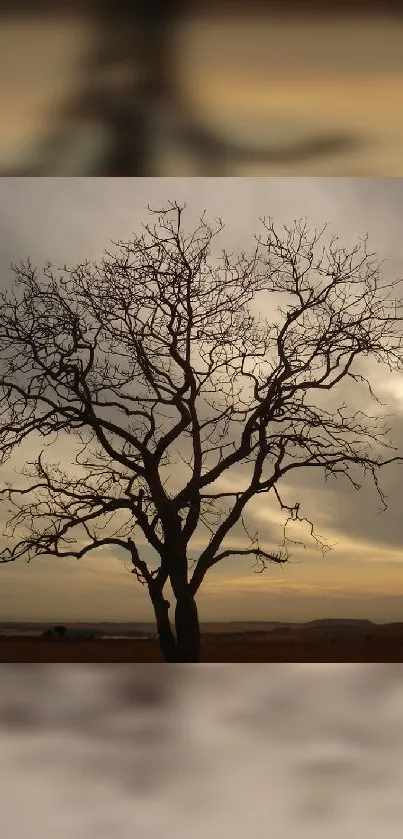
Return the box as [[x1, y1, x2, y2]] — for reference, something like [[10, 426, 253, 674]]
[[148, 580, 177, 662], [149, 576, 201, 662]]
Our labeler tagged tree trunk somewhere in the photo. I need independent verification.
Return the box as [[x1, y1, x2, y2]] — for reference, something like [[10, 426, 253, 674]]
[[149, 547, 201, 662], [148, 580, 177, 662], [174, 594, 201, 662]]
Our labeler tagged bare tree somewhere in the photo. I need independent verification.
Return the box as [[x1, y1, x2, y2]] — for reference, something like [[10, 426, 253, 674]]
[[1, 203, 403, 661]]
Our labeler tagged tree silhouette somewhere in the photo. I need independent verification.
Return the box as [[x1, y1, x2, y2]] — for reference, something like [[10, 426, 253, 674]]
[[1, 203, 403, 661]]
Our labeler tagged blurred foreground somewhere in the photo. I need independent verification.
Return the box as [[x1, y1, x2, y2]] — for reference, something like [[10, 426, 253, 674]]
[[1, 2, 403, 175], [1, 663, 403, 839]]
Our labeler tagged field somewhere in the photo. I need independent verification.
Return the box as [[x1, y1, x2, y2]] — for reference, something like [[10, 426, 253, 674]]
[[2, 623, 403, 661]]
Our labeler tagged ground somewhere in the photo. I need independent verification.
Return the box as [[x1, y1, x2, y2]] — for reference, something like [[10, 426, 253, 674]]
[[2, 622, 403, 661]]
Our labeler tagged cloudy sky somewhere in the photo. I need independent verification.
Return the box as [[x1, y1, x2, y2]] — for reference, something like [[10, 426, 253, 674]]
[[1, 177, 403, 625]]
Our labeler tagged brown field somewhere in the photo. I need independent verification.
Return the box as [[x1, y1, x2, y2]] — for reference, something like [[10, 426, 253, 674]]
[[2, 624, 403, 662]]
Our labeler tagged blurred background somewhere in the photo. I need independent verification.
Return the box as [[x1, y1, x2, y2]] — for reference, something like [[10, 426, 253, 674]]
[[2, 665, 403, 839], [1, 0, 403, 176]]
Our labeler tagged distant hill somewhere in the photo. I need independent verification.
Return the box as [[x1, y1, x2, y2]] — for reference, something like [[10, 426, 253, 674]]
[[226, 621, 295, 626], [0, 617, 382, 639], [0, 621, 156, 639], [305, 618, 376, 628]]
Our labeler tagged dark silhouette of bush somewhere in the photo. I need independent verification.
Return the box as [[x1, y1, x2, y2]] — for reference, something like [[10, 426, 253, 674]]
[[53, 625, 67, 638]]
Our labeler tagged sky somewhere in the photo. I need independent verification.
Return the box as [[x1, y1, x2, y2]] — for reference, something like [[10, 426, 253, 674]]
[[1, 177, 403, 625]]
